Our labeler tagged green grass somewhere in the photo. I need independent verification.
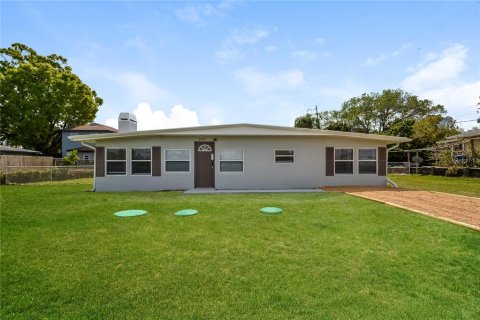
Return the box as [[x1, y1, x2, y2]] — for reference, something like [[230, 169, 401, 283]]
[[389, 174, 480, 197], [1, 181, 479, 319]]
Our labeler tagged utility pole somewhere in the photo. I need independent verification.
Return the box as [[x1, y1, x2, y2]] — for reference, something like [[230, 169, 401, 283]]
[[307, 105, 320, 129], [477, 96, 480, 124]]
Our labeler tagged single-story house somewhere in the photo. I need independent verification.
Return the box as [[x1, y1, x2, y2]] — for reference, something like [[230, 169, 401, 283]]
[[70, 121, 410, 192]]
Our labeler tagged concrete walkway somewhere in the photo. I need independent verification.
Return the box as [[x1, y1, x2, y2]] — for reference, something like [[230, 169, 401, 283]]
[[184, 188, 325, 194]]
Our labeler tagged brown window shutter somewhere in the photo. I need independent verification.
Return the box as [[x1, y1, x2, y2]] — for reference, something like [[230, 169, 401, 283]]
[[378, 147, 387, 176], [152, 146, 161, 176], [326, 147, 334, 176], [95, 147, 105, 177]]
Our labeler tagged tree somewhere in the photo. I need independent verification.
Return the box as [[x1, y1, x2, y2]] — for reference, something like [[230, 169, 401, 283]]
[[294, 89, 446, 134], [412, 115, 460, 147], [0, 43, 103, 156], [337, 89, 446, 133], [294, 113, 317, 129]]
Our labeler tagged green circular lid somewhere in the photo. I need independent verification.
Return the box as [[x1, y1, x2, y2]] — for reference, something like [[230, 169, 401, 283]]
[[114, 210, 147, 217], [260, 207, 283, 214], [175, 209, 199, 216]]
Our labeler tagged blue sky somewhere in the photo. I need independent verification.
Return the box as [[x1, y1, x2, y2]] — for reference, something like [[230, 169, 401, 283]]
[[3, 0, 480, 130]]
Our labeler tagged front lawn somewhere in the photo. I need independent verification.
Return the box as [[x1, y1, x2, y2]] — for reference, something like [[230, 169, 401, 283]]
[[389, 174, 480, 197], [1, 181, 479, 319]]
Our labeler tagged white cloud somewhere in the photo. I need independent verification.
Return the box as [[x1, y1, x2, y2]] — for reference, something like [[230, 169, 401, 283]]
[[114, 72, 171, 106], [401, 44, 467, 91], [175, 0, 240, 25], [230, 27, 270, 45], [364, 54, 387, 66], [176, 3, 222, 25], [235, 67, 304, 95], [264, 45, 277, 53], [214, 47, 244, 61], [364, 43, 411, 66], [291, 50, 317, 60], [314, 37, 326, 45], [105, 103, 200, 131], [198, 104, 225, 125], [215, 26, 271, 61], [419, 82, 480, 114], [125, 37, 148, 50], [400, 43, 479, 128]]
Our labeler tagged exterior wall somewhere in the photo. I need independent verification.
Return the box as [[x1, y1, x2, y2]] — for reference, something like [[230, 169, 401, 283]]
[[215, 136, 385, 189], [93, 135, 386, 192], [95, 136, 195, 191]]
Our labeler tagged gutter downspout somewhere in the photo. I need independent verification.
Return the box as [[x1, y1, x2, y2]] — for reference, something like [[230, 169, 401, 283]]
[[81, 142, 96, 192], [386, 143, 400, 188]]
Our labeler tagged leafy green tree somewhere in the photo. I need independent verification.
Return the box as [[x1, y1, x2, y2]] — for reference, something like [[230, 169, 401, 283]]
[[0, 43, 103, 156], [412, 115, 460, 147], [294, 89, 446, 134], [294, 113, 317, 129], [338, 89, 446, 133]]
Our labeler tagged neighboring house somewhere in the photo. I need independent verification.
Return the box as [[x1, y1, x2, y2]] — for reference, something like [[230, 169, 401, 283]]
[[62, 123, 117, 159], [69, 123, 410, 192], [442, 129, 480, 165], [0, 146, 42, 156]]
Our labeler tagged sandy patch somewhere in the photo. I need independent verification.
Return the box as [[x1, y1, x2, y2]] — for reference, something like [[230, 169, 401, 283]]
[[323, 186, 480, 231]]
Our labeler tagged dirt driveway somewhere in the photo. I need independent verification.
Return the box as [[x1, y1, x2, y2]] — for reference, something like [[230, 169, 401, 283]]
[[323, 187, 480, 231]]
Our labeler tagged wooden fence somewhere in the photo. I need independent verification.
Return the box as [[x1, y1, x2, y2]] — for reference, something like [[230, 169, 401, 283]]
[[0, 155, 53, 172]]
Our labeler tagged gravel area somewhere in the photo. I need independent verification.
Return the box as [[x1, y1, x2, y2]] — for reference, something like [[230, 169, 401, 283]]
[[323, 186, 480, 231]]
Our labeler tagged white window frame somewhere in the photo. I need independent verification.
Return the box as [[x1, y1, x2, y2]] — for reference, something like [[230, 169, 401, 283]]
[[83, 154, 91, 160], [105, 147, 127, 176], [358, 148, 377, 175], [131, 147, 152, 176], [219, 149, 244, 173], [164, 149, 191, 173], [334, 147, 354, 175], [274, 149, 295, 164]]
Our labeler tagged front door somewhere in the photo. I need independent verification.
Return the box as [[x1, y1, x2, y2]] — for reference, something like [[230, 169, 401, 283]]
[[194, 141, 215, 188]]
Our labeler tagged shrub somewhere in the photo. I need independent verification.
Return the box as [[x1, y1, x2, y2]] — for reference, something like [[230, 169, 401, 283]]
[[445, 166, 463, 177], [63, 150, 80, 166]]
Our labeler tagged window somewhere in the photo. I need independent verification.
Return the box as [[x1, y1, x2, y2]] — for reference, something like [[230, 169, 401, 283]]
[[335, 148, 353, 174], [106, 148, 126, 175], [165, 149, 190, 172], [358, 148, 377, 174], [220, 150, 243, 172], [83, 154, 91, 160], [132, 148, 151, 175], [275, 150, 294, 163], [198, 144, 212, 152]]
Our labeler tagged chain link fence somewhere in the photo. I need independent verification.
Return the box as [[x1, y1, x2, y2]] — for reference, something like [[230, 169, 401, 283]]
[[4, 166, 93, 184], [388, 162, 411, 174]]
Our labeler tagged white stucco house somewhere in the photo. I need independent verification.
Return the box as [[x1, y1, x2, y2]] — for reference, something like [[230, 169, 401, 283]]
[[69, 119, 410, 192]]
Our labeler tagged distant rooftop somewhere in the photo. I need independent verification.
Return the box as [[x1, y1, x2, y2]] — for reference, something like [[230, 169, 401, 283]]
[[0, 146, 42, 155], [445, 129, 480, 141], [64, 123, 118, 132]]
